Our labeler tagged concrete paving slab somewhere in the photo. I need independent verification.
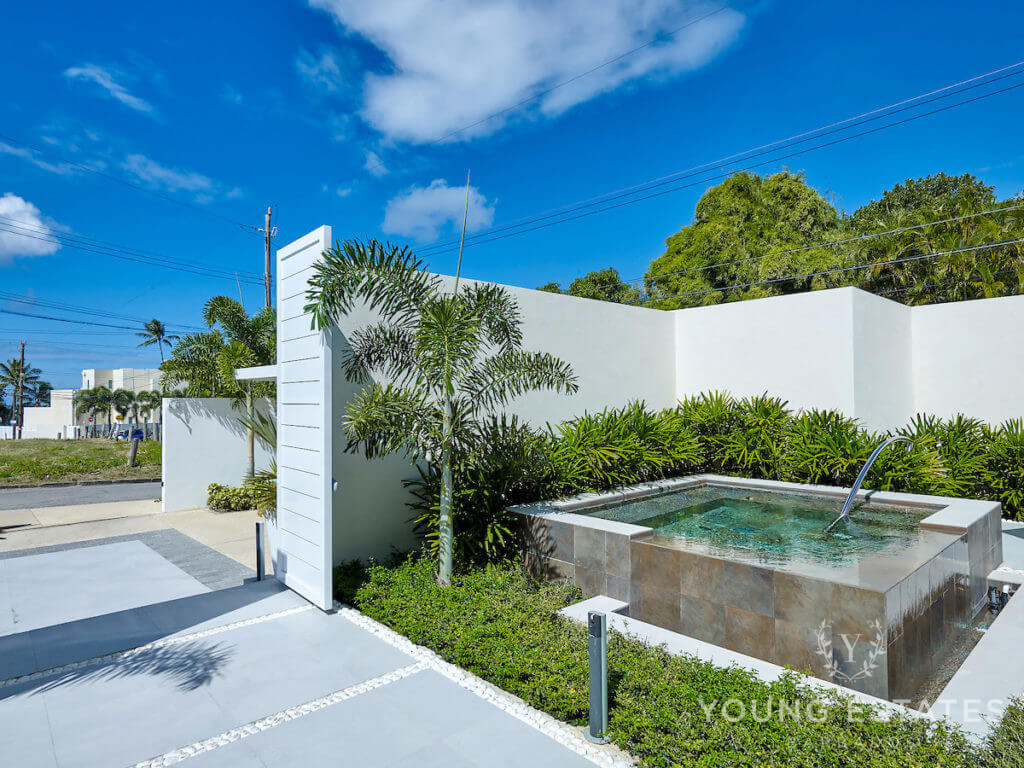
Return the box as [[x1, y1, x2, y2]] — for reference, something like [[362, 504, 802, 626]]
[[142, 579, 305, 638], [190, 669, 597, 768], [0, 514, 167, 552], [1, 541, 208, 635], [29, 498, 160, 527], [0, 683, 58, 768]]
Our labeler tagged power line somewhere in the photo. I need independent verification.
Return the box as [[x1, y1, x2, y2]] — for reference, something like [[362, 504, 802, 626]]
[[0, 291, 203, 331], [0, 215, 265, 278], [363, 0, 742, 175], [0, 220, 268, 285], [0, 131, 260, 235], [0, 308, 144, 330], [650, 237, 1024, 303], [415, 61, 1024, 258]]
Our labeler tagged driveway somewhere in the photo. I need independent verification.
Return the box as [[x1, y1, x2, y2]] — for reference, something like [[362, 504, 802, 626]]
[[0, 481, 161, 511], [0, 531, 621, 768]]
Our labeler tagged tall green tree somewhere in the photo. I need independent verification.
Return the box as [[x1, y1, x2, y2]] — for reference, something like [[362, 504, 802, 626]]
[[161, 297, 275, 477], [0, 358, 42, 430], [645, 171, 845, 308], [849, 173, 1024, 303], [136, 319, 179, 363], [306, 239, 578, 585], [536, 269, 641, 304]]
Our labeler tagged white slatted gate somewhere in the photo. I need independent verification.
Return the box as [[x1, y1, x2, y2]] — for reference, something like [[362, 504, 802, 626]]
[[273, 226, 334, 610]]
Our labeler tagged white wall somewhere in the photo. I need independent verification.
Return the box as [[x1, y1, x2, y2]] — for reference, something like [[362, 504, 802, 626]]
[[161, 397, 273, 513], [851, 291, 913, 431], [22, 389, 77, 439], [674, 288, 858, 417], [912, 294, 1024, 424]]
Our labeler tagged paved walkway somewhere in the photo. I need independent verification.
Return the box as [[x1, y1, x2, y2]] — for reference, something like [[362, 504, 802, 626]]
[[0, 531, 622, 768], [0, 481, 162, 511]]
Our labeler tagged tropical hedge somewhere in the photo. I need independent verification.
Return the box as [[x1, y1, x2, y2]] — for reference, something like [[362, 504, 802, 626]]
[[409, 392, 1024, 565], [338, 555, 1024, 768]]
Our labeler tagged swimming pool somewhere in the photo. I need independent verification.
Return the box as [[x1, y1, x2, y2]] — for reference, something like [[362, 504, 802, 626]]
[[514, 475, 1003, 702]]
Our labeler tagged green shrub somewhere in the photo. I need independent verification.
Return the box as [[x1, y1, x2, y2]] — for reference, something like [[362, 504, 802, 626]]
[[348, 556, 981, 768], [985, 696, 1024, 768], [206, 481, 259, 512], [987, 420, 1024, 518], [721, 393, 790, 478], [678, 390, 740, 471]]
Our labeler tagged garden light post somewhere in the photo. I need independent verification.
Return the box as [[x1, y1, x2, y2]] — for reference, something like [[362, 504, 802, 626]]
[[586, 610, 610, 744], [255, 520, 265, 581]]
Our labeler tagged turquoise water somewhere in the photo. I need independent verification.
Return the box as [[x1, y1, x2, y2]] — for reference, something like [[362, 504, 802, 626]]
[[586, 484, 929, 567]]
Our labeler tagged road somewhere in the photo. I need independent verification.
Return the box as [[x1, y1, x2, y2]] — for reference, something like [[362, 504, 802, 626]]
[[0, 480, 161, 510]]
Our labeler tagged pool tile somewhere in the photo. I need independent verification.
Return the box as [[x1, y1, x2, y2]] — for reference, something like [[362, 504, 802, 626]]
[[573, 527, 605, 573], [774, 572, 832, 626], [605, 533, 630, 578], [724, 606, 774, 659], [775, 618, 827, 677], [719, 561, 774, 617], [830, 583, 884, 638], [678, 594, 725, 645]]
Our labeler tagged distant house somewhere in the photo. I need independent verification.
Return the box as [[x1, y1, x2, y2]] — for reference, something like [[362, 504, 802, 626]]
[[20, 367, 165, 438]]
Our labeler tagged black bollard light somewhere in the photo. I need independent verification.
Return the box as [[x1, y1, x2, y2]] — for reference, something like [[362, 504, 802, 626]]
[[586, 611, 610, 744]]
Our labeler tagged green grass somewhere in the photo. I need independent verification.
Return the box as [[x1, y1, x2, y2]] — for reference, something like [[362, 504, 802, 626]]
[[0, 438, 161, 486], [338, 555, 1020, 768]]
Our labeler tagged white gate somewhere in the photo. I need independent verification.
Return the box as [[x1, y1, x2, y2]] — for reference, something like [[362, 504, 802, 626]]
[[274, 226, 334, 610]]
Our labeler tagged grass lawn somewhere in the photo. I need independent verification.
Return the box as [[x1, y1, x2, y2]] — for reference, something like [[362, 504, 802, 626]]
[[0, 438, 161, 486]]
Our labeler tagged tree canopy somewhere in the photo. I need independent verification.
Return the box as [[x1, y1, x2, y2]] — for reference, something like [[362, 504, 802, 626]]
[[542, 170, 1024, 309]]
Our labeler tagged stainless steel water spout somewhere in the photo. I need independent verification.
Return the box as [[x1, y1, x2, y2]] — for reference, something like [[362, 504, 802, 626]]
[[824, 436, 914, 533]]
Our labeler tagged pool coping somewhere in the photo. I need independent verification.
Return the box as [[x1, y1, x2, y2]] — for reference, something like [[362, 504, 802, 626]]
[[510, 473, 1001, 536]]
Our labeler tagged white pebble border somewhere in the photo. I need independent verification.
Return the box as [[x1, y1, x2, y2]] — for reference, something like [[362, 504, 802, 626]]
[[131, 661, 429, 768], [334, 603, 636, 768], [0, 604, 313, 690]]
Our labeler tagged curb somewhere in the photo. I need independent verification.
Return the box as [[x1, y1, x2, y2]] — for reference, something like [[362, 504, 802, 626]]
[[0, 477, 161, 491]]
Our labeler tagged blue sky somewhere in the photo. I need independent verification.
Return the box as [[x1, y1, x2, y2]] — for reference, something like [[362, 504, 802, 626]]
[[2, 0, 1024, 389]]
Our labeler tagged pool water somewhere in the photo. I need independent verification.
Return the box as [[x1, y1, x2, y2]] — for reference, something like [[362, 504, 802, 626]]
[[586, 484, 929, 567]]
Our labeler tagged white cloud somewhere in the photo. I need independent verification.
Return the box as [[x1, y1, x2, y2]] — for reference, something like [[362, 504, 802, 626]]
[[383, 179, 495, 241], [0, 194, 60, 265], [64, 64, 155, 117], [309, 0, 745, 143], [121, 154, 214, 194], [0, 141, 75, 175], [222, 84, 244, 105], [336, 186, 352, 197], [364, 150, 388, 177], [296, 48, 347, 93]]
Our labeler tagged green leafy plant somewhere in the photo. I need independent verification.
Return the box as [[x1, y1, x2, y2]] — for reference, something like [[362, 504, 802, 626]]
[[206, 481, 259, 512], [721, 393, 790, 478], [987, 419, 1024, 516], [304, 238, 578, 584]]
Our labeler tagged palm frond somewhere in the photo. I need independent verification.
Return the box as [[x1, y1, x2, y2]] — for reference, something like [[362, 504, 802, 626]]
[[304, 239, 442, 330], [341, 321, 419, 385], [462, 350, 579, 412], [457, 283, 523, 353], [344, 383, 442, 460]]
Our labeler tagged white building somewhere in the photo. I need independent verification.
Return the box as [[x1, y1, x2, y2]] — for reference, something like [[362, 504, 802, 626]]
[[82, 368, 163, 394]]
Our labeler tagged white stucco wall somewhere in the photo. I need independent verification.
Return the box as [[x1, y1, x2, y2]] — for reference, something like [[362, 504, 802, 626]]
[[912, 293, 1024, 424], [161, 397, 273, 513], [673, 288, 858, 416], [850, 290, 914, 432]]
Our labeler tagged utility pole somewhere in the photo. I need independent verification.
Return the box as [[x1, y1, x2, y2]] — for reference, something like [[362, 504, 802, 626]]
[[262, 206, 274, 308], [16, 340, 24, 440]]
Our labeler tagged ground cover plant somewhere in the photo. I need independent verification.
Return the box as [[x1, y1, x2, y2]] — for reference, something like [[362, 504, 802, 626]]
[[338, 555, 1015, 768], [0, 438, 161, 486]]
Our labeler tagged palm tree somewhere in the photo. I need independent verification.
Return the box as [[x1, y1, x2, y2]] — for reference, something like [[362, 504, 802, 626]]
[[74, 386, 114, 435], [161, 297, 275, 477], [112, 389, 139, 426], [136, 319, 179, 363], [0, 358, 42, 431], [26, 381, 53, 407], [306, 239, 578, 584]]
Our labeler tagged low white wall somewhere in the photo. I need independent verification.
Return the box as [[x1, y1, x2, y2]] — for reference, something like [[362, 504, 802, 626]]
[[161, 397, 273, 512], [22, 390, 77, 440], [912, 294, 1024, 425]]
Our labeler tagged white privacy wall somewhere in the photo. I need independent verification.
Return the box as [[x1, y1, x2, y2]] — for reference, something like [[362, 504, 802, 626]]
[[912, 293, 1024, 424], [161, 398, 273, 513], [674, 288, 859, 418], [274, 226, 334, 611]]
